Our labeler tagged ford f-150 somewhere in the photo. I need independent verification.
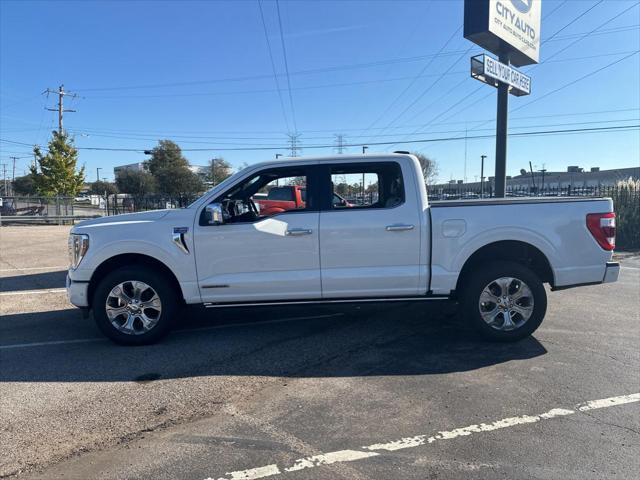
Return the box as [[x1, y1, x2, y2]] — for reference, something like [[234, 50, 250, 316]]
[[66, 154, 620, 345]]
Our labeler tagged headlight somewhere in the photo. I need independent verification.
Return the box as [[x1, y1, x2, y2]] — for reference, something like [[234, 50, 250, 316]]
[[68, 234, 89, 269]]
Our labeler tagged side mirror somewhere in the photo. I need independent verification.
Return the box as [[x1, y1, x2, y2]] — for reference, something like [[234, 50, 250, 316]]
[[205, 203, 224, 225]]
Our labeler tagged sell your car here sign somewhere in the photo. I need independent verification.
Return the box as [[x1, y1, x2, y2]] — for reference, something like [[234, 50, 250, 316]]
[[471, 54, 532, 96]]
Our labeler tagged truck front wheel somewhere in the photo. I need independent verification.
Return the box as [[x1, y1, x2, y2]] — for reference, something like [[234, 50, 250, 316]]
[[459, 261, 547, 342], [92, 266, 178, 345]]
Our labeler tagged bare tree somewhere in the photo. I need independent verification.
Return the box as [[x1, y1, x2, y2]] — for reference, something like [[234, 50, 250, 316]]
[[411, 152, 438, 185]]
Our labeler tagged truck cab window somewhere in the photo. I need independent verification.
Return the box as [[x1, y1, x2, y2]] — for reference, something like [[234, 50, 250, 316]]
[[330, 162, 404, 209], [209, 167, 310, 224]]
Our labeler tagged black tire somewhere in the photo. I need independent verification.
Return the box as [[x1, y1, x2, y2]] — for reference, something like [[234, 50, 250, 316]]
[[458, 261, 547, 342], [92, 266, 178, 345]]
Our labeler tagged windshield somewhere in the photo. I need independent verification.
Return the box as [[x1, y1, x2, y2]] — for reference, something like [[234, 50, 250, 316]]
[[186, 167, 248, 208]]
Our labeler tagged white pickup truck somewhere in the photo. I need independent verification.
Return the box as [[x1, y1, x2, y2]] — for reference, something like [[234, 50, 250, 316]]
[[66, 154, 619, 345]]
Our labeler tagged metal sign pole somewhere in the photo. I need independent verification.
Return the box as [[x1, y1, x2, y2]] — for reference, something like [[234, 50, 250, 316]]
[[494, 51, 510, 198]]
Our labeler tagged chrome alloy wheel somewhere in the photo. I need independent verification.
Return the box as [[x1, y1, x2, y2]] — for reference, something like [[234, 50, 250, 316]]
[[478, 276, 534, 331], [105, 281, 162, 335]]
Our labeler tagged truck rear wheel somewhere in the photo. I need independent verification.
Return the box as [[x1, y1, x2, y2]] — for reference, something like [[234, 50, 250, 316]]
[[459, 261, 546, 342], [92, 266, 178, 345]]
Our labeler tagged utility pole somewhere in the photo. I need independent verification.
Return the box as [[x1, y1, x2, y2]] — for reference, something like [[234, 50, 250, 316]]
[[463, 125, 468, 183], [45, 85, 77, 133], [334, 134, 346, 154], [9, 156, 18, 184], [1, 163, 7, 196], [287, 133, 301, 157], [480, 155, 486, 199], [538, 164, 547, 193]]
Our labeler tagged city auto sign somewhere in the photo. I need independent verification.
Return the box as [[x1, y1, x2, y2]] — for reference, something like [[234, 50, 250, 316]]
[[464, 0, 542, 67], [490, 0, 541, 64]]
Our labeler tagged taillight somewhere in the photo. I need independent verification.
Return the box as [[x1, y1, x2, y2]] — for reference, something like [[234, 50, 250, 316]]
[[586, 212, 616, 250]]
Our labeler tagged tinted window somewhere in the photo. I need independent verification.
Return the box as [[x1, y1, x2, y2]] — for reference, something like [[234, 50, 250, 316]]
[[329, 162, 404, 209], [267, 187, 295, 201]]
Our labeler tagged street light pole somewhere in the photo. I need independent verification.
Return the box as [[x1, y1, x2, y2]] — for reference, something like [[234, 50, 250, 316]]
[[96, 167, 101, 182], [480, 155, 486, 198]]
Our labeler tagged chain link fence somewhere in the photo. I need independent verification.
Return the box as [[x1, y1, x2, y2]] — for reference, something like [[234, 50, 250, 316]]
[[2, 187, 637, 248]]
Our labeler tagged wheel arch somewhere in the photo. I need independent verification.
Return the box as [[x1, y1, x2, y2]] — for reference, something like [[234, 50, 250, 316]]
[[87, 253, 185, 309], [455, 240, 555, 295]]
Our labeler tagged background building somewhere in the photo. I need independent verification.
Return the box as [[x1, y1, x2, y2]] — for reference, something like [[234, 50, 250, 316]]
[[113, 162, 145, 176], [432, 166, 639, 193]]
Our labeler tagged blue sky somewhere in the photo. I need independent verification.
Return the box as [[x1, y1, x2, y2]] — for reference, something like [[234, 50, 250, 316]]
[[1, 0, 638, 183]]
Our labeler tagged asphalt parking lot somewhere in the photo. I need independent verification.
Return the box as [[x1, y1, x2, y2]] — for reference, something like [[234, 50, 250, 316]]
[[1, 225, 638, 479]]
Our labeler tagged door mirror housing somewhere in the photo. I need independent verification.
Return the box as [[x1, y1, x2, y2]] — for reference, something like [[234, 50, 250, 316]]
[[205, 203, 224, 225]]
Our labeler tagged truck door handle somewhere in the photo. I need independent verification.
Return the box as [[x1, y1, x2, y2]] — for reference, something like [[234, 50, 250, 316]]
[[285, 228, 313, 236], [385, 224, 415, 232]]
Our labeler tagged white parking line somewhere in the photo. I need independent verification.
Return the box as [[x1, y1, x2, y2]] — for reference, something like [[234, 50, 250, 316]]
[[208, 393, 640, 480], [0, 313, 343, 350], [0, 266, 67, 272], [0, 288, 66, 296]]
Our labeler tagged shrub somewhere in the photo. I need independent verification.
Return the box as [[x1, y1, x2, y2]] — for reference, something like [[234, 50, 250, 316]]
[[611, 179, 640, 250]]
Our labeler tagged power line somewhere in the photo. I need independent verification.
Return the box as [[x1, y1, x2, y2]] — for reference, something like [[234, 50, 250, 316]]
[[51, 117, 636, 147], [513, 51, 639, 113], [360, 26, 462, 137], [58, 109, 639, 141], [66, 48, 634, 101], [544, 0, 605, 43], [375, 2, 606, 145], [2, 124, 637, 153], [5, 105, 637, 141], [399, 2, 640, 149], [257, 0, 291, 133], [65, 20, 637, 95], [275, 0, 298, 133], [415, 51, 639, 153]]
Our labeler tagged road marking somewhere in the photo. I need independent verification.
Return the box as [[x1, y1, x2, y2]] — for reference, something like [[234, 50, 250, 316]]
[[0, 288, 66, 296], [0, 338, 104, 350], [285, 450, 379, 473], [0, 313, 343, 350], [208, 393, 640, 480], [0, 266, 66, 272]]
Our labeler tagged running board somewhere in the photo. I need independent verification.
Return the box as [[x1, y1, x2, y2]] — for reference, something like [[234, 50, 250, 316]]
[[203, 296, 448, 308]]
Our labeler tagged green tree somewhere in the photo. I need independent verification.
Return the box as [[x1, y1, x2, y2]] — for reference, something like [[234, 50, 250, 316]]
[[208, 157, 233, 185], [145, 139, 189, 175], [12, 174, 37, 195], [115, 169, 157, 197], [145, 140, 201, 197], [30, 131, 85, 196], [154, 164, 204, 199], [88, 180, 118, 196], [411, 152, 438, 185]]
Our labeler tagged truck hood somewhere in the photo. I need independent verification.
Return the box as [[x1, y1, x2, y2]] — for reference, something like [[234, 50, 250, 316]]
[[72, 209, 172, 232]]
